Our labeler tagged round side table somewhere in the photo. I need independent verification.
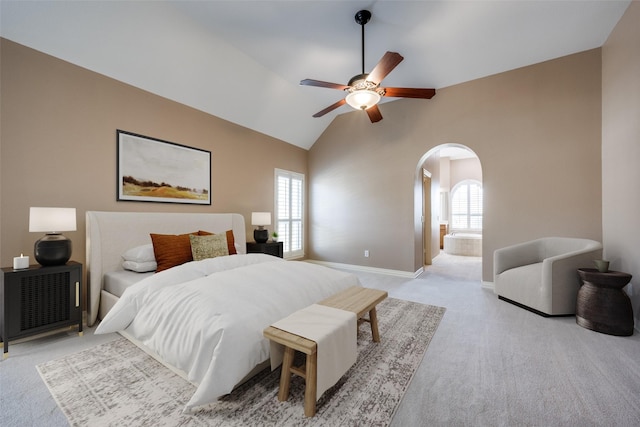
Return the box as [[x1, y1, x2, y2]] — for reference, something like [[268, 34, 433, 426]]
[[576, 268, 634, 336]]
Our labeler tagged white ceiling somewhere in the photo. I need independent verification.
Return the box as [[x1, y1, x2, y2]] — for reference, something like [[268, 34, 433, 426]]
[[0, 1, 631, 150]]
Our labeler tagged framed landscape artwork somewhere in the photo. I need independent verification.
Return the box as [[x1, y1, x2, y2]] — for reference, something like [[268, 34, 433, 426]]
[[117, 130, 211, 205]]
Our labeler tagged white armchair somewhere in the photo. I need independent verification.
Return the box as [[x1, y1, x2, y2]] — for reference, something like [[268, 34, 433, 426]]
[[494, 237, 603, 316]]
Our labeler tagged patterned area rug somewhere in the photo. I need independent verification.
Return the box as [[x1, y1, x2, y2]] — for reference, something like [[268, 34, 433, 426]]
[[37, 298, 445, 426]]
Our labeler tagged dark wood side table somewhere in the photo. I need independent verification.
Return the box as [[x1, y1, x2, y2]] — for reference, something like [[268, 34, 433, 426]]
[[246, 241, 284, 258], [576, 268, 633, 336], [1, 261, 83, 358]]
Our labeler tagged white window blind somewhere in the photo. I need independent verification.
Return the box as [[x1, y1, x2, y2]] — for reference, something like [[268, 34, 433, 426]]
[[450, 180, 483, 230], [275, 169, 304, 258]]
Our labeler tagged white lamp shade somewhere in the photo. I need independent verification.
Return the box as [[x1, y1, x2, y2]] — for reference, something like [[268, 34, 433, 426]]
[[251, 212, 271, 226], [345, 89, 381, 111], [29, 207, 77, 233]]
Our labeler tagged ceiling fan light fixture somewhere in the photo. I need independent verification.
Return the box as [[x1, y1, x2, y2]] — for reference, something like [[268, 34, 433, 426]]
[[345, 89, 381, 110]]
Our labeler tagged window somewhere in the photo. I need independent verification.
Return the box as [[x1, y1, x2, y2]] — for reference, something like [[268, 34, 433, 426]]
[[275, 169, 304, 258], [450, 180, 483, 230]]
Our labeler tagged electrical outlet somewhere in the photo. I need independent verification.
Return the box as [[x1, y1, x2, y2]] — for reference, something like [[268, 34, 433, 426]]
[[364, 250, 369, 257]]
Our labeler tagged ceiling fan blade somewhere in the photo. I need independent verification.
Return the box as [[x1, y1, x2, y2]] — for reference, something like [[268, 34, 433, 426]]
[[384, 87, 436, 99], [366, 52, 404, 84], [366, 104, 383, 123], [300, 79, 349, 91], [312, 98, 347, 118]]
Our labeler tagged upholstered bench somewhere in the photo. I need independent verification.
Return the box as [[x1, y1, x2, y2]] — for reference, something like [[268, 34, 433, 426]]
[[263, 286, 388, 417]]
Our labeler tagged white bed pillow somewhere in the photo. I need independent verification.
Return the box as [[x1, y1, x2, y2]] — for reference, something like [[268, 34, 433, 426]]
[[122, 244, 156, 263], [122, 244, 157, 272], [122, 260, 158, 273]]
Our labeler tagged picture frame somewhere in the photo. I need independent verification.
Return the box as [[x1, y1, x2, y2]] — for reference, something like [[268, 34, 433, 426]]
[[117, 130, 211, 205]]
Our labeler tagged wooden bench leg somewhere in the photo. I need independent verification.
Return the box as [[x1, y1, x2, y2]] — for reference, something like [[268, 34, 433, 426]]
[[278, 346, 295, 402], [304, 351, 317, 417], [369, 307, 381, 342]]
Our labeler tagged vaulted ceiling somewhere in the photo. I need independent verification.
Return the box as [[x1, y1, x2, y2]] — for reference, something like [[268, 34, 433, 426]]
[[1, 1, 631, 150]]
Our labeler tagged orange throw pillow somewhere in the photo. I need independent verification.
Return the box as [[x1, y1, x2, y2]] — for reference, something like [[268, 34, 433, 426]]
[[224, 230, 237, 255], [150, 232, 198, 272]]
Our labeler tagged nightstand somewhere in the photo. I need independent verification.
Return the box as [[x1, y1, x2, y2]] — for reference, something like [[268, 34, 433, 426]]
[[246, 241, 284, 258], [1, 261, 83, 358]]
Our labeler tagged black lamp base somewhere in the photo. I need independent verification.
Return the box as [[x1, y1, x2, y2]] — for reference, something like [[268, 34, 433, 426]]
[[254, 228, 269, 244], [34, 234, 72, 266]]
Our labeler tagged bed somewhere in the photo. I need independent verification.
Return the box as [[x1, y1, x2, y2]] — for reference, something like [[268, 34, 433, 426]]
[[86, 211, 360, 411], [86, 211, 248, 326]]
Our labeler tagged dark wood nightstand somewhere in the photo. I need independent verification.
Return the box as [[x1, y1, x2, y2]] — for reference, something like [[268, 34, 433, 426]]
[[1, 261, 83, 358], [246, 241, 284, 258], [576, 268, 633, 336]]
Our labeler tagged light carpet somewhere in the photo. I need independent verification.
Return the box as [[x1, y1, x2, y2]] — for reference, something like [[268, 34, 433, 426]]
[[37, 298, 445, 426]]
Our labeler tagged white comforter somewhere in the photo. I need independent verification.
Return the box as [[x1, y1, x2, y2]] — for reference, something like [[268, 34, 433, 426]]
[[95, 254, 360, 411]]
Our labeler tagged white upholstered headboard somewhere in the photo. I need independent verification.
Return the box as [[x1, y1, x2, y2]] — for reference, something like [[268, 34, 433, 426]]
[[86, 211, 246, 326]]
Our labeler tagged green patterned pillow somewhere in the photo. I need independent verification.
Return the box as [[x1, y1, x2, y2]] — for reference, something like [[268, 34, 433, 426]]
[[190, 234, 229, 261]]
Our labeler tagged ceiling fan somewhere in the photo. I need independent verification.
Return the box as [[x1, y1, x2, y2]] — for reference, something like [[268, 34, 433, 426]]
[[300, 9, 436, 123]]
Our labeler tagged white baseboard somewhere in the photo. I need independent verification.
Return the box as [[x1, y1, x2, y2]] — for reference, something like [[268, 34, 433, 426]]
[[305, 260, 423, 279], [308, 259, 495, 287], [482, 281, 495, 291]]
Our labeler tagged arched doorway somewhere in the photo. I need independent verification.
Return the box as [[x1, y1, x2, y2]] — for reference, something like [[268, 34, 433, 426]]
[[416, 143, 482, 269]]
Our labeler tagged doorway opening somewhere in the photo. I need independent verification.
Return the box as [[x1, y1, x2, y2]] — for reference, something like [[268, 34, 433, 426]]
[[417, 144, 482, 278]]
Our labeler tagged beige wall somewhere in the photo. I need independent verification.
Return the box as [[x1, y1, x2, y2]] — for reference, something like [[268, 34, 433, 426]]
[[439, 157, 451, 191], [0, 39, 307, 268], [602, 1, 640, 328], [1, 34, 613, 288], [449, 157, 482, 189], [309, 49, 603, 280]]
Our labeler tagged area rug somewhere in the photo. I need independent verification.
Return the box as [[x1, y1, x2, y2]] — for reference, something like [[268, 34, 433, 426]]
[[37, 298, 445, 426]]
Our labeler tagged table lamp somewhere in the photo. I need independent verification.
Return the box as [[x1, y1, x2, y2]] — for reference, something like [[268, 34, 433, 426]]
[[251, 212, 271, 243], [29, 207, 77, 266]]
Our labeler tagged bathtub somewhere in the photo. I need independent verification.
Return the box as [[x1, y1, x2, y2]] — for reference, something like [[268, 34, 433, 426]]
[[443, 233, 482, 256]]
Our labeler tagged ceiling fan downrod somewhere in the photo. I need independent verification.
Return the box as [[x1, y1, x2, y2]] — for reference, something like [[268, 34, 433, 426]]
[[354, 9, 371, 75]]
